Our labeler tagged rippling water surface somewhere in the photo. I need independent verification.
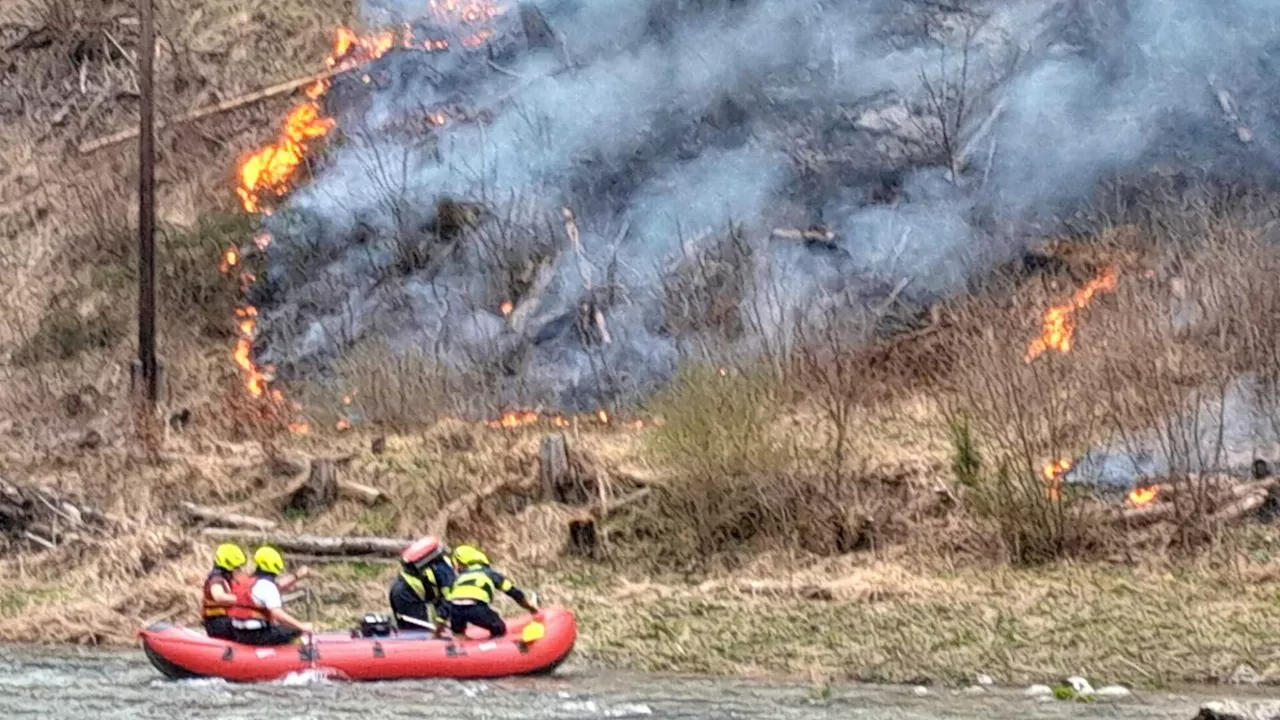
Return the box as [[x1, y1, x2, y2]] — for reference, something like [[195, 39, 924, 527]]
[[0, 646, 1249, 719]]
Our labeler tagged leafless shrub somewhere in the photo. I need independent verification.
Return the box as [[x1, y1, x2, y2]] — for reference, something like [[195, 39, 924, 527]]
[[660, 223, 752, 343], [934, 270, 1115, 563]]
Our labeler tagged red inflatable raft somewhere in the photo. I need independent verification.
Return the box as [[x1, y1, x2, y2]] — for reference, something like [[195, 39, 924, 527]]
[[139, 608, 576, 682]]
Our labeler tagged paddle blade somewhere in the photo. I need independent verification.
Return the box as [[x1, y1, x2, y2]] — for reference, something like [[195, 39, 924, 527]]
[[521, 621, 545, 643]]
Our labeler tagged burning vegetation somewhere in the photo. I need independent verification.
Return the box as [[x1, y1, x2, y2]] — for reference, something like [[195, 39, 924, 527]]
[[1025, 266, 1119, 363]]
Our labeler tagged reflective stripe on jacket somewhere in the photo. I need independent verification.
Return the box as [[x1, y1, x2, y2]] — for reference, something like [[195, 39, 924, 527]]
[[448, 565, 513, 605], [400, 567, 437, 600]]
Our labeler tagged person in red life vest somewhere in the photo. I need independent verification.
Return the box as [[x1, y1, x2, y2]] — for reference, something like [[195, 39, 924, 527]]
[[201, 543, 247, 640], [227, 546, 315, 646], [445, 545, 538, 639], [388, 535, 455, 633]]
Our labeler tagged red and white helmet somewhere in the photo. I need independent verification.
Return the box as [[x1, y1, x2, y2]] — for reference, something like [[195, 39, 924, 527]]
[[401, 536, 446, 571]]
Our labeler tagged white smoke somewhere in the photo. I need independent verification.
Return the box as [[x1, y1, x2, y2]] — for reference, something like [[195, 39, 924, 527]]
[[256, 0, 1280, 412]]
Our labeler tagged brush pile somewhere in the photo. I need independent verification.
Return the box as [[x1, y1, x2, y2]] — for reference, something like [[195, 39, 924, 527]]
[[0, 476, 113, 552]]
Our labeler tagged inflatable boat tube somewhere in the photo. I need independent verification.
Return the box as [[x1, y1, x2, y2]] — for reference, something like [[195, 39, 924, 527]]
[[139, 607, 576, 682]]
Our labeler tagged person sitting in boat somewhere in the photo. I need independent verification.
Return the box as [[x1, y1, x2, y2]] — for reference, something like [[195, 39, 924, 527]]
[[227, 546, 314, 645], [201, 543, 247, 640], [388, 535, 455, 632], [445, 544, 538, 639]]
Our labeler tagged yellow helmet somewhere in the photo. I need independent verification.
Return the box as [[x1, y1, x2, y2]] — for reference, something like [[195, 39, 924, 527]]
[[214, 543, 247, 572], [452, 544, 490, 567], [253, 546, 285, 575]]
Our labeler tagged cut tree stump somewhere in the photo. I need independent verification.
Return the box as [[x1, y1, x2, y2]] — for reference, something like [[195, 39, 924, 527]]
[[567, 515, 598, 558], [538, 433, 594, 504], [539, 433, 570, 502], [287, 459, 339, 514]]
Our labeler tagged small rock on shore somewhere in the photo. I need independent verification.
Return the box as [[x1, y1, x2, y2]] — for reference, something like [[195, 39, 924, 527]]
[[1195, 700, 1280, 720]]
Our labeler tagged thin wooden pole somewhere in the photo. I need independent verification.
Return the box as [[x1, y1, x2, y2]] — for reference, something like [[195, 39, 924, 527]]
[[137, 0, 158, 404]]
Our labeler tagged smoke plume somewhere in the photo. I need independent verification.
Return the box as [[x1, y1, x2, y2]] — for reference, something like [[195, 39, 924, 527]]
[[255, 0, 1280, 414]]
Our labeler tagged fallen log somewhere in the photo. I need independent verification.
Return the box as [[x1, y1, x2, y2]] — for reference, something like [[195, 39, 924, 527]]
[[200, 528, 411, 557], [78, 69, 339, 154], [281, 553, 399, 566], [338, 480, 387, 505], [592, 487, 651, 521], [1112, 498, 1178, 526], [1226, 477, 1278, 501], [1212, 491, 1269, 524], [180, 502, 278, 532]]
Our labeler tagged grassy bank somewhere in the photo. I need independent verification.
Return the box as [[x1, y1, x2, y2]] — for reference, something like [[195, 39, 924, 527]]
[[5, 550, 1280, 688]]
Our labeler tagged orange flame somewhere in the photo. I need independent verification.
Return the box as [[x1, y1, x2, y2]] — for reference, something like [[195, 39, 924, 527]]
[[499, 301, 514, 316], [236, 102, 335, 213], [336, 418, 352, 431], [220, 248, 239, 273], [487, 410, 540, 429], [228, 10, 507, 432], [483, 409, 630, 429], [1042, 458, 1072, 500], [1025, 267, 1118, 362], [1127, 485, 1159, 507]]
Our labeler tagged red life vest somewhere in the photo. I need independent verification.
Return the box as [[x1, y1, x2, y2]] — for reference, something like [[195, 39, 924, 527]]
[[200, 569, 234, 619], [226, 575, 270, 622]]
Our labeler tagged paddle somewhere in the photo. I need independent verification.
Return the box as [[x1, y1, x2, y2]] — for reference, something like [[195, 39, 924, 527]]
[[396, 615, 437, 631], [303, 587, 318, 671]]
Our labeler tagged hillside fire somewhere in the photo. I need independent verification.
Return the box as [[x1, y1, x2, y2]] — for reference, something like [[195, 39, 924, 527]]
[[1025, 267, 1118, 362]]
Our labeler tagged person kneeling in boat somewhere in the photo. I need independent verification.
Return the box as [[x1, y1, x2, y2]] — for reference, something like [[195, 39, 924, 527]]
[[227, 546, 315, 645], [445, 545, 538, 639], [201, 543, 248, 640], [389, 535, 455, 632]]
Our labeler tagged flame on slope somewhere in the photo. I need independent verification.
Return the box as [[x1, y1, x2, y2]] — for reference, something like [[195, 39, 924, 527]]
[[1025, 267, 1119, 362], [484, 410, 640, 430], [223, 237, 310, 434], [230, 7, 507, 429], [236, 102, 336, 214], [1127, 485, 1159, 507], [1042, 459, 1072, 500]]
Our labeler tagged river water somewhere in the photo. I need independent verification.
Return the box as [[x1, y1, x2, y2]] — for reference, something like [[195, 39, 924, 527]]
[[0, 645, 1257, 719]]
